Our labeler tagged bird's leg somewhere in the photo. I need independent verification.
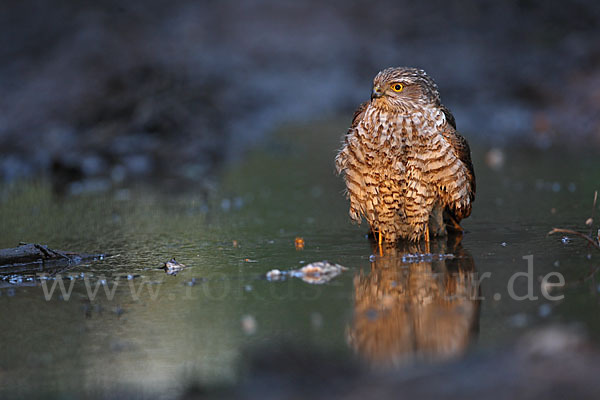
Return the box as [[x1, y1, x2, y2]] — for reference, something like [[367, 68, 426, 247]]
[[446, 214, 464, 233], [424, 223, 430, 253], [378, 230, 383, 256], [370, 226, 377, 240]]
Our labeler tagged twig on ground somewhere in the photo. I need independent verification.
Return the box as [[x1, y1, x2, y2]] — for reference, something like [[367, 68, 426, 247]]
[[549, 190, 600, 251], [588, 190, 598, 237], [548, 228, 600, 251]]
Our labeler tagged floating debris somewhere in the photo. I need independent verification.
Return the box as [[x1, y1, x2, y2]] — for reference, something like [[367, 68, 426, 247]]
[[561, 236, 570, 244], [400, 253, 454, 263], [266, 261, 348, 284], [161, 258, 187, 276], [294, 237, 305, 250], [266, 269, 282, 280], [244, 258, 258, 263], [501, 242, 508, 247]]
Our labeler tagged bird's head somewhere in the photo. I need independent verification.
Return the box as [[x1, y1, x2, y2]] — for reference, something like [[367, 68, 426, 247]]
[[370, 67, 441, 112]]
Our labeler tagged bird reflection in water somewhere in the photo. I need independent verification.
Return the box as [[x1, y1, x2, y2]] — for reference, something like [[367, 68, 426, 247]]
[[347, 237, 479, 367]]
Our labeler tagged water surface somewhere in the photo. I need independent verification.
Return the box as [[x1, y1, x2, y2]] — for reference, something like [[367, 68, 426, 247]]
[[1, 121, 599, 398]]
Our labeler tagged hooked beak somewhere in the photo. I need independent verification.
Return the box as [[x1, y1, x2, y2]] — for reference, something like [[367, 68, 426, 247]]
[[371, 85, 384, 100]]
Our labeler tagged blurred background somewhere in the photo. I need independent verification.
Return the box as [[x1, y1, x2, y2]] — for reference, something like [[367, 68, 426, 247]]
[[1, 0, 599, 187], [2, 2, 600, 398]]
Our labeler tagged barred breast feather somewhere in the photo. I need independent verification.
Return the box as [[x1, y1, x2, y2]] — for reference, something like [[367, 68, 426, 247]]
[[335, 100, 475, 242]]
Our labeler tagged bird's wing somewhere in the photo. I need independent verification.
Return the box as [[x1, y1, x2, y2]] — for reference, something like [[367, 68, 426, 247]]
[[438, 105, 476, 198], [439, 127, 476, 221], [448, 130, 476, 197]]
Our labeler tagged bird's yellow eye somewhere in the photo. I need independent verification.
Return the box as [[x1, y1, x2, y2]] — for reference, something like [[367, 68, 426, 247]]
[[391, 83, 404, 92]]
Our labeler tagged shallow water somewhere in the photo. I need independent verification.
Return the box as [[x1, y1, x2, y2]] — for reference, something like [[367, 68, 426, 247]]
[[1, 121, 599, 398]]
